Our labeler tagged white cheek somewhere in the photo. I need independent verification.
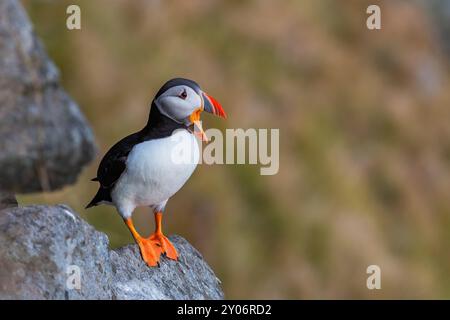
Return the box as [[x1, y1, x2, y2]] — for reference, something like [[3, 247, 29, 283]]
[[188, 93, 202, 110], [159, 97, 192, 119], [158, 93, 202, 121]]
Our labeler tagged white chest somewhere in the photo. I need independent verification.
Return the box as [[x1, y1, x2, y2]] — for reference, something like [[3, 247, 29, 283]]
[[111, 130, 200, 209]]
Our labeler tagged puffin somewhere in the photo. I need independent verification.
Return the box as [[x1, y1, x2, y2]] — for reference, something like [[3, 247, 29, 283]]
[[86, 78, 226, 267]]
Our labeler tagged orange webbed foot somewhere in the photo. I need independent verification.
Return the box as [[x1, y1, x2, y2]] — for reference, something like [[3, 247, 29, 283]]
[[125, 218, 162, 267], [149, 233, 178, 261], [125, 214, 178, 267], [149, 233, 178, 260], [137, 237, 162, 267], [150, 212, 178, 261]]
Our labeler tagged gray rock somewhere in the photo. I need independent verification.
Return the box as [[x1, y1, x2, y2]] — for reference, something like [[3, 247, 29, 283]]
[[0, 205, 224, 300], [0, 0, 96, 193], [111, 238, 224, 300], [0, 205, 112, 299]]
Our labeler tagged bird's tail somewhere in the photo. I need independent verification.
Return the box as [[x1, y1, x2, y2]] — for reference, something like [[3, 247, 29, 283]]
[[85, 186, 111, 209]]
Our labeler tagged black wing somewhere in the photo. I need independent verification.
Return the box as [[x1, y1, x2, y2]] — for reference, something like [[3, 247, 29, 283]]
[[95, 132, 143, 188]]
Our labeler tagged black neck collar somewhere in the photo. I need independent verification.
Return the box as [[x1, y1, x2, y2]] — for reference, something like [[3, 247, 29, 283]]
[[141, 102, 187, 139]]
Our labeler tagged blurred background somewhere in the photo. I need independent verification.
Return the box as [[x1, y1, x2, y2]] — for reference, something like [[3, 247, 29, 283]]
[[18, 0, 450, 298]]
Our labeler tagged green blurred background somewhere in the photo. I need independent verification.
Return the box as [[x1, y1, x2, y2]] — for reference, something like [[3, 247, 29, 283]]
[[18, 0, 450, 298]]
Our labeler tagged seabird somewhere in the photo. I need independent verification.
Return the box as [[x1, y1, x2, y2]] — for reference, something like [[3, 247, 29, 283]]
[[86, 78, 226, 266]]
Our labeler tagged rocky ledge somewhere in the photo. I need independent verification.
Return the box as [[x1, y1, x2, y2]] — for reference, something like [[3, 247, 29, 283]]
[[0, 205, 224, 300]]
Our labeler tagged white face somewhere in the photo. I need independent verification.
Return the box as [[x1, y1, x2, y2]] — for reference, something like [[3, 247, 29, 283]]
[[155, 85, 202, 125]]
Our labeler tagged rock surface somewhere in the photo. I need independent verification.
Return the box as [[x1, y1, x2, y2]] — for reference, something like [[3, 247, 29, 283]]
[[0, 205, 224, 300], [111, 240, 224, 300], [0, 0, 96, 193]]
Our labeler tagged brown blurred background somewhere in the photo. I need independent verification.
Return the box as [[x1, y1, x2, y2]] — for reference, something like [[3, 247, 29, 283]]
[[18, 0, 450, 298]]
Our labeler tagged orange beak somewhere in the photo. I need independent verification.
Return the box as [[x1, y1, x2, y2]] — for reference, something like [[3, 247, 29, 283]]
[[202, 92, 227, 119], [190, 92, 226, 142], [189, 108, 208, 142]]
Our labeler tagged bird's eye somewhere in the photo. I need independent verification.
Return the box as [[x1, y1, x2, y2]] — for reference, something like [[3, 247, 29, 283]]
[[179, 89, 187, 100]]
